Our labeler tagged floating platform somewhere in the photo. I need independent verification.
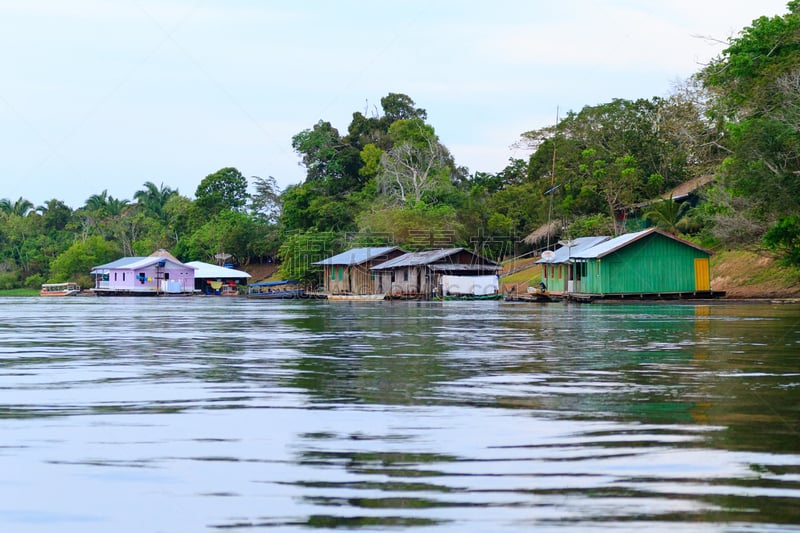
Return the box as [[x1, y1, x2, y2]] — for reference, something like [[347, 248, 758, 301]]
[[559, 290, 727, 303]]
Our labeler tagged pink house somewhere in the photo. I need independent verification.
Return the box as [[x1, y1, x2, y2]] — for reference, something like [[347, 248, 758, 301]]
[[90, 250, 196, 296]]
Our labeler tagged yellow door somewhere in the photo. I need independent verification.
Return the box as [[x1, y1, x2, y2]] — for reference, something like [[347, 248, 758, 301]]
[[694, 258, 710, 291]]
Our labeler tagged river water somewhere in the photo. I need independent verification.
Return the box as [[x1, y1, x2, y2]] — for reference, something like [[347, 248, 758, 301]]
[[0, 297, 798, 532]]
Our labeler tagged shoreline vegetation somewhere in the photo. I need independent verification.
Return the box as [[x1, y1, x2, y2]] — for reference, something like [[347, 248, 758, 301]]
[[5, 246, 798, 301], [2, 7, 799, 293]]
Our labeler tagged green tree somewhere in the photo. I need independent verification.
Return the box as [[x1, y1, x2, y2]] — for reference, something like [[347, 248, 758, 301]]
[[293, 121, 351, 181], [84, 190, 130, 216], [764, 215, 800, 265], [277, 231, 339, 284], [357, 203, 464, 249], [49, 236, 120, 287], [182, 210, 259, 265], [579, 150, 639, 234], [0, 197, 34, 217], [380, 92, 427, 124], [700, 2, 800, 224], [38, 199, 73, 232], [644, 196, 692, 234], [377, 118, 451, 205], [195, 167, 249, 217], [249, 175, 281, 223], [134, 181, 178, 222]]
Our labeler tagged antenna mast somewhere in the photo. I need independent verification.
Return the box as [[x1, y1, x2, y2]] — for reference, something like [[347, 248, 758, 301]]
[[546, 107, 559, 250]]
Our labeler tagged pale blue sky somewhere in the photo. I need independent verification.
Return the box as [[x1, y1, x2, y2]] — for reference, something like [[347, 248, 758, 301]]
[[0, 0, 790, 208]]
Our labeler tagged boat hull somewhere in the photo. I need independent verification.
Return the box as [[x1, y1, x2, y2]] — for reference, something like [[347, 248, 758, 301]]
[[327, 294, 386, 301], [40, 283, 81, 296]]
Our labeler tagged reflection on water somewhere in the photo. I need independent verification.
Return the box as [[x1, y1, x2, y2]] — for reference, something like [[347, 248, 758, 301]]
[[0, 297, 798, 531]]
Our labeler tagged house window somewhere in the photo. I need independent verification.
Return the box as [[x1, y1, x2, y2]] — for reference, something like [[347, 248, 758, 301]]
[[114, 272, 117, 281], [390, 272, 395, 283], [164, 273, 170, 280], [403, 269, 408, 282], [331, 268, 335, 280], [122, 273, 125, 282], [338, 266, 344, 280]]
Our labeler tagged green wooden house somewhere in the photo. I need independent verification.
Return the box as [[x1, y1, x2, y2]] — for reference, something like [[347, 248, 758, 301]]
[[568, 228, 713, 297], [536, 228, 715, 298]]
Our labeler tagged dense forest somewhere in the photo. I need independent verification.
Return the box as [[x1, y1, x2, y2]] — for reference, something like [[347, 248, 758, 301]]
[[2, 4, 800, 290]]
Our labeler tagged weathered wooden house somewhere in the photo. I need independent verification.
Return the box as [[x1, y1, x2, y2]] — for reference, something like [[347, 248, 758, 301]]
[[312, 246, 405, 295], [370, 248, 501, 299], [90, 249, 196, 296], [540, 228, 715, 299]]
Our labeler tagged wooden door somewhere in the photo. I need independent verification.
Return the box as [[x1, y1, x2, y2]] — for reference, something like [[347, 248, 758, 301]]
[[694, 258, 710, 291]]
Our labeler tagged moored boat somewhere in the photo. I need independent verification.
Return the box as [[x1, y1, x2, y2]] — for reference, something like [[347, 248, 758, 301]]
[[247, 280, 305, 299], [436, 292, 504, 301], [327, 293, 386, 301], [40, 282, 81, 296]]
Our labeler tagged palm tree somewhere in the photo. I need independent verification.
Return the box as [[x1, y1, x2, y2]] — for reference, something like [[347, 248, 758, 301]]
[[105, 196, 130, 217], [84, 190, 129, 216], [0, 197, 35, 216], [85, 190, 110, 212], [644, 195, 691, 234], [134, 181, 177, 221]]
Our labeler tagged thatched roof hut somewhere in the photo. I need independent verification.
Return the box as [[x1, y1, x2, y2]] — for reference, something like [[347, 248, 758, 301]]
[[523, 221, 561, 247]]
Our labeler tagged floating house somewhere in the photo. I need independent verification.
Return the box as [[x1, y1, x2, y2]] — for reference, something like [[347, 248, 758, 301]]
[[185, 261, 251, 295], [537, 236, 610, 293], [90, 249, 196, 296], [312, 246, 405, 296], [370, 248, 501, 299], [538, 228, 716, 300]]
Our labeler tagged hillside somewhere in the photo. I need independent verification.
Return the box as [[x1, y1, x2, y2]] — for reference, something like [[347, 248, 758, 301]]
[[710, 249, 800, 299]]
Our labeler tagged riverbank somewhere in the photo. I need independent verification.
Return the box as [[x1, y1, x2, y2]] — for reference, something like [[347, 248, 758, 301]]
[[710, 248, 800, 299]]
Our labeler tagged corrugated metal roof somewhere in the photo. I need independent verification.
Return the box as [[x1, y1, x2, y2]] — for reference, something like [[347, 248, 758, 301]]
[[429, 263, 500, 272], [92, 257, 150, 271], [571, 228, 711, 259], [185, 261, 250, 279], [371, 248, 465, 270], [91, 256, 194, 273], [573, 229, 652, 259], [536, 236, 610, 264], [312, 246, 400, 266], [371, 248, 500, 270]]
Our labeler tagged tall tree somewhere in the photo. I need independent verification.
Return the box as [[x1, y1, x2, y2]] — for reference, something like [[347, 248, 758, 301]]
[[380, 92, 427, 124], [249, 175, 281, 223], [194, 167, 249, 217], [700, 2, 800, 220], [377, 118, 450, 205], [134, 181, 177, 222], [0, 197, 34, 217]]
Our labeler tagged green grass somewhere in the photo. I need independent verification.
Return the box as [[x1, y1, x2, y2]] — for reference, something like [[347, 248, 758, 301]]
[[710, 248, 800, 297], [0, 288, 40, 297]]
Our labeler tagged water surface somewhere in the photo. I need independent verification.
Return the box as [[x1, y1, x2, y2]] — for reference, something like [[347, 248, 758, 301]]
[[1, 297, 799, 531]]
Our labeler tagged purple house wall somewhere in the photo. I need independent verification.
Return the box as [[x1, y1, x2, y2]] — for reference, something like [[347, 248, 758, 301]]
[[91, 256, 196, 295]]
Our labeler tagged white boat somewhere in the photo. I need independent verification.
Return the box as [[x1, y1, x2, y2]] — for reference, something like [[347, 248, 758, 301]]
[[327, 293, 386, 301], [40, 282, 81, 296]]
